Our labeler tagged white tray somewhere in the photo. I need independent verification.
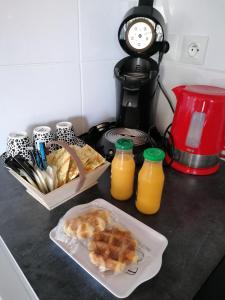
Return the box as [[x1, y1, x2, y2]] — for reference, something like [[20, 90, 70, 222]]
[[49, 199, 168, 298]]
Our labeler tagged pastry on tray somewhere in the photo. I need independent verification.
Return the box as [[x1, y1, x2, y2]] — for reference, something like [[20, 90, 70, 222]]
[[63, 209, 138, 273], [88, 227, 138, 273], [63, 210, 111, 240]]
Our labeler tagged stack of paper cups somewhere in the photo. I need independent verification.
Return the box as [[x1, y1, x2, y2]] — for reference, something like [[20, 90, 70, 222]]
[[32, 126, 56, 153], [56, 121, 85, 147], [6, 131, 32, 161]]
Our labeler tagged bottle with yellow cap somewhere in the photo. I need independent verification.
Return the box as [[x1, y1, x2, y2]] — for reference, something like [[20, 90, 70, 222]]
[[136, 148, 165, 214], [110, 138, 135, 201]]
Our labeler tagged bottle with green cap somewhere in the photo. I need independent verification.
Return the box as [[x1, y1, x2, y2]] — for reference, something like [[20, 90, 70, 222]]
[[136, 148, 165, 214], [111, 138, 135, 201]]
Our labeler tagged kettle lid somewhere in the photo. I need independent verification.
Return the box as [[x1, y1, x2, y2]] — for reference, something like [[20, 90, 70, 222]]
[[184, 85, 225, 96]]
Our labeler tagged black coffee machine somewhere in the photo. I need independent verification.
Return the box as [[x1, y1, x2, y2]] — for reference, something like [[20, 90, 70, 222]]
[[82, 0, 169, 162], [115, 0, 169, 132]]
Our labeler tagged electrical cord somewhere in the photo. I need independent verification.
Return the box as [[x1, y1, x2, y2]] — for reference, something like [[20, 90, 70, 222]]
[[162, 123, 174, 167], [148, 80, 175, 167], [157, 78, 175, 113]]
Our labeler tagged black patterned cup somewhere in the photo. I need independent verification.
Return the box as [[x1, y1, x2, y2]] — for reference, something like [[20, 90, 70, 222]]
[[56, 121, 85, 147], [6, 131, 32, 161], [32, 126, 56, 153]]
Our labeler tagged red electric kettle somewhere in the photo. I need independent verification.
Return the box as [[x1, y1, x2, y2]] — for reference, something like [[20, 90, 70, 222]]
[[166, 85, 225, 175]]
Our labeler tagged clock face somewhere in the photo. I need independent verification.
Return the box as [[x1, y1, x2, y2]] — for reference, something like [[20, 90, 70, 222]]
[[126, 18, 155, 52]]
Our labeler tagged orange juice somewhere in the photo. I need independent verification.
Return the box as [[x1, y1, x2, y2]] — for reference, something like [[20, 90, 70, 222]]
[[136, 148, 165, 214], [111, 139, 135, 200]]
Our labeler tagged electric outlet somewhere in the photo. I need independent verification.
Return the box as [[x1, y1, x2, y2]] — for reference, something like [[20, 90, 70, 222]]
[[188, 43, 200, 57], [180, 35, 209, 65]]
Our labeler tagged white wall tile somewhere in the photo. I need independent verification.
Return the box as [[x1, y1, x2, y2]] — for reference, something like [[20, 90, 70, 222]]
[[81, 60, 117, 130], [152, 0, 225, 136], [0, 0, 79, 65], [0, 63, 82, 153], [79, 0, 136, 62], [155, 0, 225, 72]]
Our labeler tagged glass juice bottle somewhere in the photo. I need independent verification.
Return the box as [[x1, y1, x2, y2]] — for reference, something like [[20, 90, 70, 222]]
[[110, 138, 135, 200], [136, 148, 165, 214]]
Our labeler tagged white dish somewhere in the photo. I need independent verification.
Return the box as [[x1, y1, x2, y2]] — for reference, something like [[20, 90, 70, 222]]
[[49, 199, 168, 298]]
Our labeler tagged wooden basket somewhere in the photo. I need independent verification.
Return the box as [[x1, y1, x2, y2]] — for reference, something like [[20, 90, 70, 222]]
[[8, 141, 110, 210]]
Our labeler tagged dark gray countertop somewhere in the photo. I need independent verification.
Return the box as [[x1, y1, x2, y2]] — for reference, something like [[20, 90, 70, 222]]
[[0, 161, 225, 300]]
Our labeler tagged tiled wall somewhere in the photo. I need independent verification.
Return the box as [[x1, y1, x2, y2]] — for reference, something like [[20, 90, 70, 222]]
[[1, 0, 225, 153], [0, 0, 131, 153], [154, 0, 225, 132]]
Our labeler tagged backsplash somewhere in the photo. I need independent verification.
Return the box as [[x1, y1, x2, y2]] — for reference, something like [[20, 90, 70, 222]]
[[154, 0, 225, 132], [0, 0, 225, 153]]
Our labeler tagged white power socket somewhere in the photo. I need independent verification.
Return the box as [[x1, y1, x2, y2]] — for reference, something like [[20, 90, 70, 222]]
[[188, 43, 200, 57], [180, 35, 209, 65]]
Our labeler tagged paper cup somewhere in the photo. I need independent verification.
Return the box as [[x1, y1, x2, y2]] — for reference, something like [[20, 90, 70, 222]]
[[33, 126, 56, 153], [55, 121, 84, 147], [6, 131, 32, 161]]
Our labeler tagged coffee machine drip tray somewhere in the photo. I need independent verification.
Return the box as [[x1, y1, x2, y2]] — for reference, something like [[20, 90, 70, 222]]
[[97, 128, 150, 162], [104, 128, 149, 146]]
